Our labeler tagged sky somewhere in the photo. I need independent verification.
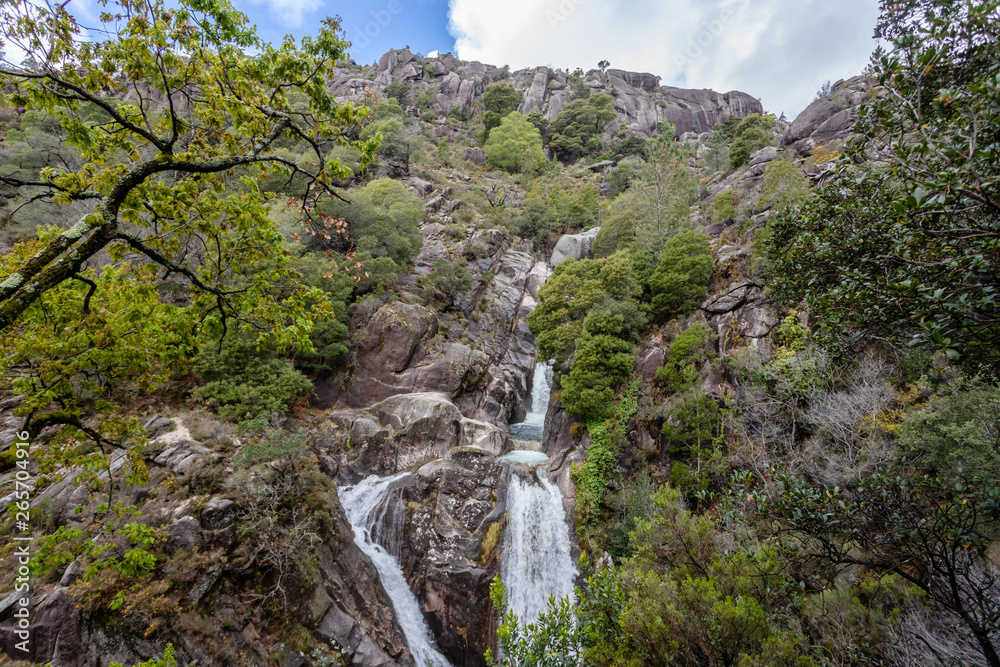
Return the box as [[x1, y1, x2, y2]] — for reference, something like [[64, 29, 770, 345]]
[[48, 0, 881, 118]]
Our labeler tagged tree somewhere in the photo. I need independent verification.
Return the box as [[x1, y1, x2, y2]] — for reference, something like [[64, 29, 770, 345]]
[[480, 81, 524, 142], [728, 114, 775, 168], [383, 80, 411, 107], [598, 59, 611, 73], [549, 94, 616, 162], [485, 112, 546, 174], [649, 231, 714, 318], [765, 467, 1000, 667], [768, 0, 1000, 375], [0, 0, 376, 459], [644, 129, 695, 251]]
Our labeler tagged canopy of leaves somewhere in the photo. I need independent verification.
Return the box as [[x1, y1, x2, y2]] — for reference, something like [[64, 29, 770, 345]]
[[485, 112, 547, 174], [549, 94, 616, 162], [769, 0, 1000, 375], [649, 230, 714, 318], [481, 82, 524, 141]]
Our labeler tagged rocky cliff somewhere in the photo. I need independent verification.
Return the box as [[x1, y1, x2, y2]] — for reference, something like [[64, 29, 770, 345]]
[[330, 48, 763, 138]]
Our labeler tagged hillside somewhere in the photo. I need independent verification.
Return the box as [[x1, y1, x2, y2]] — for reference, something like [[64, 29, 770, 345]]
[[1, 1, 999, 666]]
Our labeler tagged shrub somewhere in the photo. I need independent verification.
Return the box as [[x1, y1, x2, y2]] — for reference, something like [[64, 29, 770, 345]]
[[190, 334, 312, 422], [656, 323, 710, 391], [648, 231, 714, 318], [480, 82, 524, 142], [559, 332, 634, 418], [383, 80, 410, 107], [484, 112, 547, 174], [899, 385, 1000, 482], [762, 159, 812, 212], [728, 114, 775, 168], [712, 190, 736, 223], [549, 94, 616, 162]]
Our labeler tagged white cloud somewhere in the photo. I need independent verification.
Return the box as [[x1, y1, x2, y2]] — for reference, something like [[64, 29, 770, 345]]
[[243, 0, 323, 29], [447, 0, 880, 118]]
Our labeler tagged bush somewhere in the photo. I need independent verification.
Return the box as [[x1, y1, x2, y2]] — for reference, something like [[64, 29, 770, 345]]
[[383, 80, 410, 107], [712, 190, 736, 223], [559, 332, 634, 418], [899, 385, 1000, 482], [648, 231, 714, 318], [190, 334, 312, 422], [656, 323, 710, 391], [484, 112, 547, 174], [480, 82, 524, 142], [729, 114, 775, 168], [761, 159, 811, 213], [318, 178, 423, 291], [549, 94, 616, 162]]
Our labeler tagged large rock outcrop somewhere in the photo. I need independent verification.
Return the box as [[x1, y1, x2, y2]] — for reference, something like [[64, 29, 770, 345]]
[[331, 49, 763, 139], [781, 76, 873, 156]]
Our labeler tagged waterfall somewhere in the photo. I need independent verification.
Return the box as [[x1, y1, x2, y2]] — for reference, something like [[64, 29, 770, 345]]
[[339, 474, 453, 667], [509, 361, 552, 444], [501, 359, 577, 624], [500, 470, 578, 625]]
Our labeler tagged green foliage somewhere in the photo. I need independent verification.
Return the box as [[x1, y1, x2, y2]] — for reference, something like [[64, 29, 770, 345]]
[[602, 135, 648, 163], [485, 112, 547, 174], [663, 389, 725, 495], [764, 463, 1000, 666], [423, 258, 474, 306], [572, 417, 618, 526], [362, 117, 419, 173], [319, 178, 423, 292], [728, 114, 776, 168], [287, 251, 354, 373], [898, 385, 1000, 482], [605, 161, 637, 197], [235, 423, 307, 470], [648, 231, 714, 318], [525, 109, 550, 141], [656, 323, 710, 391], [486, 576, 583, 666], [481, 82, 524, 141], [571, 382, 640, 526], [769, 1, 1000, 375], [528, 252, 643, 369], [0, 0, 374, 465], [110, 645, 177, 667], [518, 181, 600, 249], [190, 333, 312, 421], [761, 159, 812, 212], [712, 190, 736, 223], [382, 80, 410, 107], [559, 332, 634, 418], [549, 94, 616, 162], [595, 138, 696, 258]]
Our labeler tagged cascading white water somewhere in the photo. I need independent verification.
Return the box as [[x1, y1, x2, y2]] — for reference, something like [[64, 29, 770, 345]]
[[339, 474, 453, 667], [508, 361, 552, 444], [500, 470, 577, 625], [500, 360, 577, 625]]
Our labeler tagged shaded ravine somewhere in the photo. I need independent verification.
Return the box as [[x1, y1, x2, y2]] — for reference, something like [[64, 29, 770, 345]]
[[339, 474, 453, 667]]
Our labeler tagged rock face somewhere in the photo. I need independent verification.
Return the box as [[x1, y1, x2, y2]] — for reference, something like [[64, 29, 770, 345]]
[[331, 49, 762, 139], [0, 491, 414, 667], [320, 229, 544, 431], [396, 450, 509, 667], [318, 392, 510, 481], [550, 227, 600, 265], [781, 76, 873, 156]]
